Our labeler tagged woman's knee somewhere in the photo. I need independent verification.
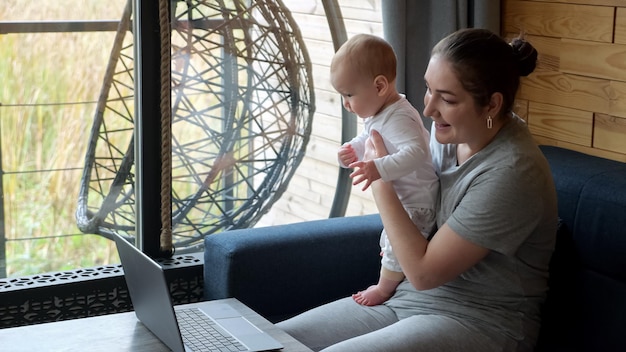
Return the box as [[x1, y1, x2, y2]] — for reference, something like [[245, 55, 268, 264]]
[[277, 298, 398, 351]]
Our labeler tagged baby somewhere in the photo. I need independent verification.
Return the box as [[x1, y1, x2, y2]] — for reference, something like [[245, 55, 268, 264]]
[[332, 34, 439, 306]]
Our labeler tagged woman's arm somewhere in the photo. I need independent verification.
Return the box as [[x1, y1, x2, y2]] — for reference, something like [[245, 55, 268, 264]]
[[361, 130, 490, 290]]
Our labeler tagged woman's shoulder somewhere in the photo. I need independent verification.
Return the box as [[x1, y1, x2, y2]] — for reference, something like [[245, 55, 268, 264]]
[[478, 121, 554, 192], [489, 116, 543, 160]]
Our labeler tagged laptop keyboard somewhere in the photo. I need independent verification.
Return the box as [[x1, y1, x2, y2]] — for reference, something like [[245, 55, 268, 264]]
[[176, 308, 248, 352]]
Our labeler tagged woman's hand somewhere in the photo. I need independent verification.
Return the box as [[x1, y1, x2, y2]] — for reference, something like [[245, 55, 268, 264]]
[[349, 130, 387, 190], [363, 130, 387, 160]]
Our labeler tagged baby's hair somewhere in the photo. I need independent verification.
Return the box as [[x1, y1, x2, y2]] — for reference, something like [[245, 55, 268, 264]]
[[332, 33, 397, 82], [432, 28, 538, 115]]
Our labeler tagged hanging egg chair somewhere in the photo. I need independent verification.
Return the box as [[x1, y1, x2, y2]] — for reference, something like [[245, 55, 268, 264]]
[[76, 0, 315, 253]]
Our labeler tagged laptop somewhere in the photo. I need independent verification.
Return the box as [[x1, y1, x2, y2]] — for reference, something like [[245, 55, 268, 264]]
[[112, 232, 284, 352]]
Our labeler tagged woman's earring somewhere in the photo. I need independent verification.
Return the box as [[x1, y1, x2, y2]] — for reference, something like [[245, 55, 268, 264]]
[[487, 115, 493, 129]]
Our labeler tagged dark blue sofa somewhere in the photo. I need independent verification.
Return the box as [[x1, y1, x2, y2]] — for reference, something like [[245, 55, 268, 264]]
[[204, 145, 626, 351]]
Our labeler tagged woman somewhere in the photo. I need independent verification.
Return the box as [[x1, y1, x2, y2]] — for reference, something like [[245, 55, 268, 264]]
[[276, 28, 558, 352]]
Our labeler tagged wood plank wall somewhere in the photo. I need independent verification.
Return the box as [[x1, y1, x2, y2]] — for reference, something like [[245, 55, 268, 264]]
[[504, 0, 626, 162], [257, 0, 626, 227]]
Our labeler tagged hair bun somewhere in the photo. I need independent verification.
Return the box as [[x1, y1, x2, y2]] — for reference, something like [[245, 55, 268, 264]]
[[510, 38, 538, 77]]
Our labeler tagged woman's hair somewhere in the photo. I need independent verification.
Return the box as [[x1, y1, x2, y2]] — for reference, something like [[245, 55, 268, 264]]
[[332, 33, 397, 82], [431, 28, 537, 116]]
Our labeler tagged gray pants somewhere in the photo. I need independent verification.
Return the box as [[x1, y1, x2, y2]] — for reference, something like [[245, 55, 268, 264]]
[[276, 297, 520, 352]]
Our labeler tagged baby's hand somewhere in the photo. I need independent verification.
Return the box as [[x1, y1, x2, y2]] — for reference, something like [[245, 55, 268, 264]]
[[349, 159, 381, 191], [338, 143, 358, 167]]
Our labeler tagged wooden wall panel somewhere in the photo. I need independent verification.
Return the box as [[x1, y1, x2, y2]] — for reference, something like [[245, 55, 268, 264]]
[[594, 114, 626, 153], [506, 0, 626, 162], [519, 71, 611, 113], [616, 7, 626, 45], [560, 39, 626, 82], [527, 102, 593, 146], [503, 1, 614, 42], [610, 81, 626, 119]]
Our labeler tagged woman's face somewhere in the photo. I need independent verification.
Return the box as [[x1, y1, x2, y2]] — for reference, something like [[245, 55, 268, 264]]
[[423, 55, 487, 145]]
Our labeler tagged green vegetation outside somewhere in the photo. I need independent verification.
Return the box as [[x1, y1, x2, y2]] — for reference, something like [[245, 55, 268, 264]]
[[0, 0, 127, 277]]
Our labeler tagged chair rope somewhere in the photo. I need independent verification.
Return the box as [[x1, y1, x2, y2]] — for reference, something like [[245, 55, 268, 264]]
[[158, 0, 173, 254]]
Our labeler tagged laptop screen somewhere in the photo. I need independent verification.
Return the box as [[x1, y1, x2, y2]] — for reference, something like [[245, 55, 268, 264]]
[[113, 234, 186, 352]]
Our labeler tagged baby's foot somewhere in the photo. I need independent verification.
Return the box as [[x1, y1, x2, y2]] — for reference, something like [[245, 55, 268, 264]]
[[352, 285, 391, 306]]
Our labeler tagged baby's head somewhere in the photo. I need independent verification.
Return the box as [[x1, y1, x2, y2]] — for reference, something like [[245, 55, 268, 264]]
[[331, 34, 397, 83], [330, 34, 397, 118]]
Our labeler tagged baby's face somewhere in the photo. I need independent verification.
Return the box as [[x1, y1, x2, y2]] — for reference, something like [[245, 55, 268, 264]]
[[330, 61, 382, 119]]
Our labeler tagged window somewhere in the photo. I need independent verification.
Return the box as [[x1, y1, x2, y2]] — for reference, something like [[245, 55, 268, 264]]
[[0, 0, 382, 280], [0, 0, 128, 278]]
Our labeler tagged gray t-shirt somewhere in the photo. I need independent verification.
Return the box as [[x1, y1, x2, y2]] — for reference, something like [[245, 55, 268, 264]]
[[386, 115, 558, 344]]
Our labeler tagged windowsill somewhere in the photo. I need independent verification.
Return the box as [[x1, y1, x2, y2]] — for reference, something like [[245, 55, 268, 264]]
[[0, 252, 205, 328]]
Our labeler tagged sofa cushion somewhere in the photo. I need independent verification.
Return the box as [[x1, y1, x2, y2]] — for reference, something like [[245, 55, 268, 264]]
[[537, 146, 626, 351], [573, 169, 626, 281], [204, 214, 383, 322], [539, 146, 626, 229]]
